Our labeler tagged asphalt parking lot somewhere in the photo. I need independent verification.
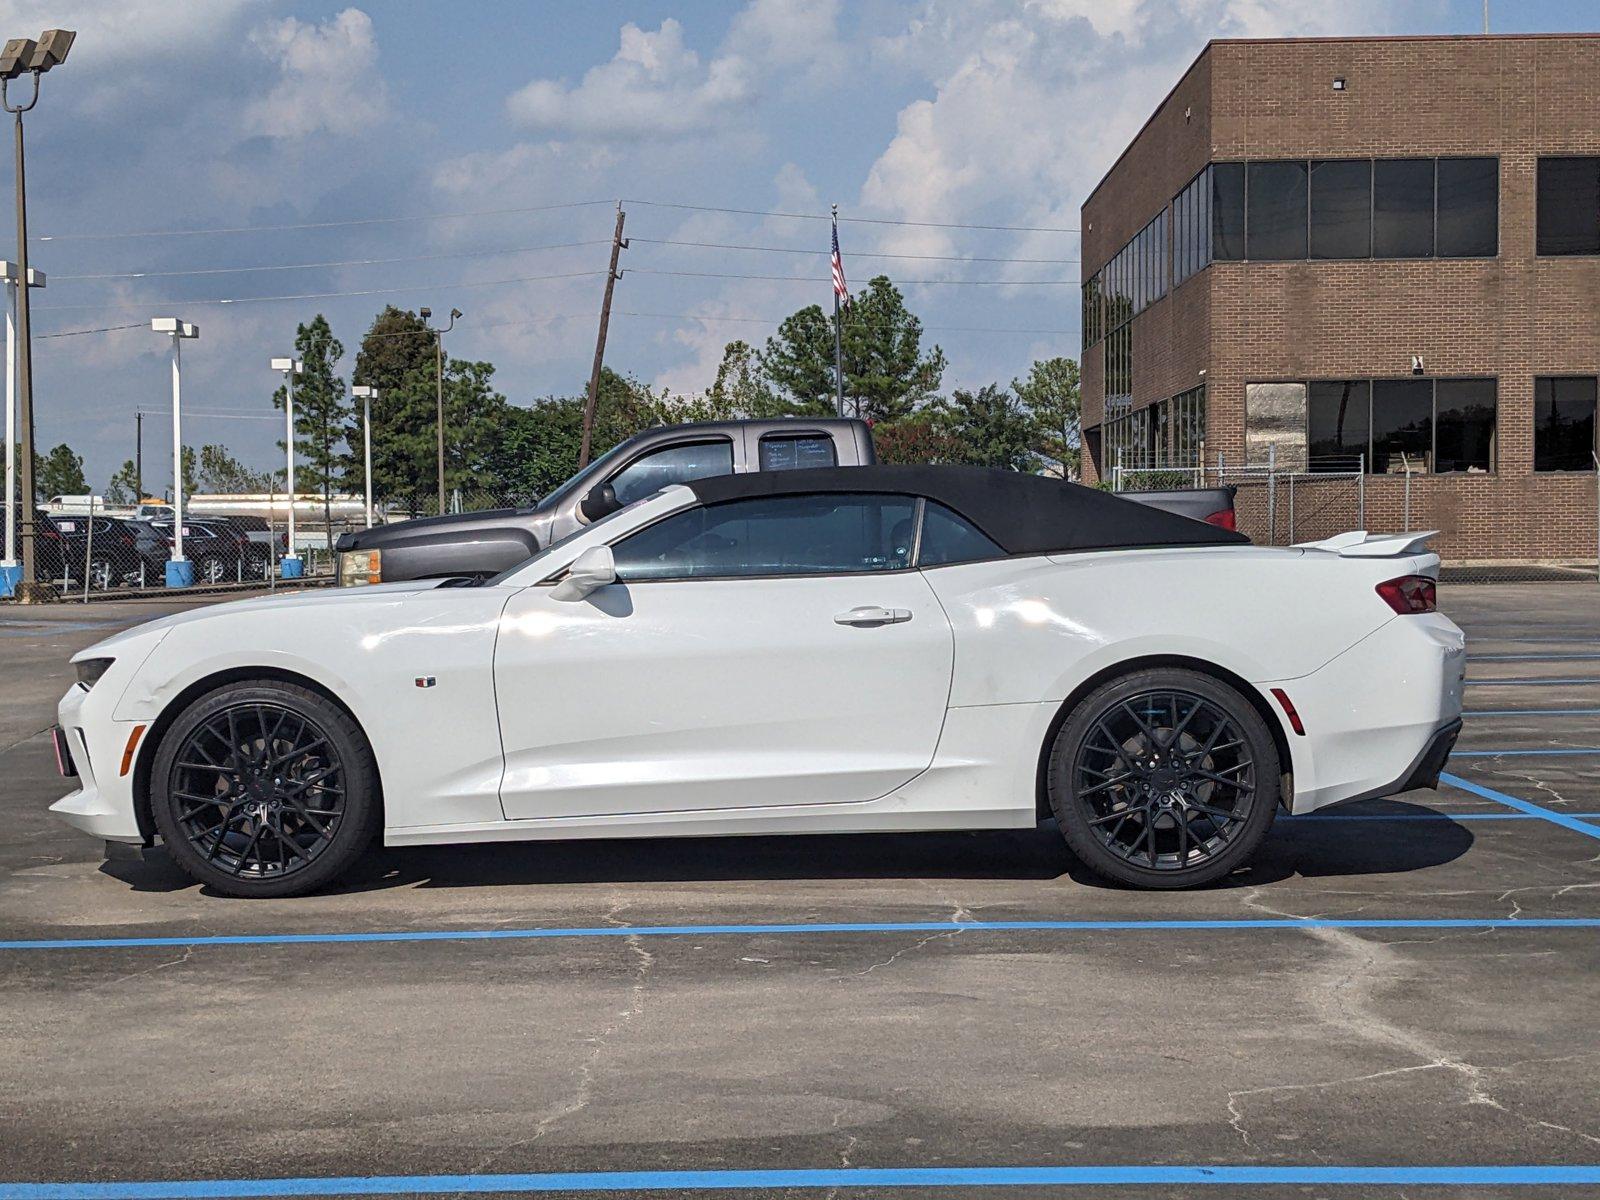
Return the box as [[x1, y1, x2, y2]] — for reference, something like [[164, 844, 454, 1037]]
[[1, 585, 1597, 1197]]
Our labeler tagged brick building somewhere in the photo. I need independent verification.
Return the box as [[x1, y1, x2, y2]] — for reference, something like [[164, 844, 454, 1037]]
[[1079, 34, 1600, 562]]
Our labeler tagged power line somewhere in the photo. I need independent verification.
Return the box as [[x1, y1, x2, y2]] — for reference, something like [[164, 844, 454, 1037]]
[[34, 268, 607, 313], [632, 237, 1077, 265], [38, 199, 615, 242], [37, 321, 144, 339], [54, 240, 610, 282], [624, 198, 1079, 234], [630, 268, 1074, 287]]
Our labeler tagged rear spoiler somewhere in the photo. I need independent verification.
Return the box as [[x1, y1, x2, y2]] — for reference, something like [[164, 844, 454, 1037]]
[[1293, 530, 1440, 558]]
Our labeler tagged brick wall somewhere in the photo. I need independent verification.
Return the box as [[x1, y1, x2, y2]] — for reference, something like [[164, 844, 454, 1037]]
[[1080, 34, 1600, 560]]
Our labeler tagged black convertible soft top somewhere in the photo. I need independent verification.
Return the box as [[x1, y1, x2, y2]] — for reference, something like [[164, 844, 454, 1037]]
[[687, 465, 1248, 555]]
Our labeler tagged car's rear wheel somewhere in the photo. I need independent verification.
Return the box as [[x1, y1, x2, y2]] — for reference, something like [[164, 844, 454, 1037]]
[[1047, 669, 1279, 889], [149, 682, 379, 897]]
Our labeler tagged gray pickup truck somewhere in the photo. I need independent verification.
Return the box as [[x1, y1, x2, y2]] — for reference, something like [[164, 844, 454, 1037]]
[[337, 418, 878, 585], [336, 418, 1239, 585]]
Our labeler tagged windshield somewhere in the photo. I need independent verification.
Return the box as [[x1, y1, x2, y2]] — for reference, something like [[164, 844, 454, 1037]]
[[482, 501, 644, 587], [536, 436, 642, 513]]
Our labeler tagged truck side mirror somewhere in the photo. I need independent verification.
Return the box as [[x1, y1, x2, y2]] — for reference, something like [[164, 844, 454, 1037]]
[[580, 482, 622, 522]]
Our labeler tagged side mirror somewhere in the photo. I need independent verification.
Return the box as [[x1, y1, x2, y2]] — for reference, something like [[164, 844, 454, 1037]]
[[579, 482, 622, 522], [550, 544, 616, 602]]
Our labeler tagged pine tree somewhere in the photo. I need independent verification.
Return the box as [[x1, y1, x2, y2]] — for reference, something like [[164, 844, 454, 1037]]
[[272, 314, 349, 529]]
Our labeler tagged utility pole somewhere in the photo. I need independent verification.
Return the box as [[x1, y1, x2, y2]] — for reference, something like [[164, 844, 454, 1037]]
[[134, 411, 141, 501], [579, 203, 627, 469], [420, 306, 460, 515]]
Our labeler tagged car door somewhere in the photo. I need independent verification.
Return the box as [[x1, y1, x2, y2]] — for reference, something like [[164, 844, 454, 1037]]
[[494, 492, 954, 820]]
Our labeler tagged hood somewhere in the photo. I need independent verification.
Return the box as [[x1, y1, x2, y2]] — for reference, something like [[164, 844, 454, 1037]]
[[71, 580, 448, 660]]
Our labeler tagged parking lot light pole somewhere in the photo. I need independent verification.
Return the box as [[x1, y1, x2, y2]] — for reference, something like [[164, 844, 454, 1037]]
[[272, 357, 304, 578], [151, 318, 198, 588], [1, 29, 72, 599], [0, 259, 40, 597], [419, 306, 460, 516], [351, 384, 377, 528]]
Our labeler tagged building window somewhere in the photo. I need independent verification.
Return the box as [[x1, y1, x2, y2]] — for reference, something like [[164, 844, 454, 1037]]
[[1534, 377, 1598, 471], [1105, 324, 1132, 407], [1246, 161, 1308, 260], [1173, 168, 1210, 286], [1436, 158, 1498, 257], [1536, 158, 1600, 256], [1211, 162, 1245, 261], [1287, 378, 1497, 474], [1307, 380, 1371, 471], [1433, 378, 1498, 473], [1370, 378, 1435, 472], [1310, 160, 1371, 259], [1082, 275, 1102, 351], [1373, 159, 1435, 258]]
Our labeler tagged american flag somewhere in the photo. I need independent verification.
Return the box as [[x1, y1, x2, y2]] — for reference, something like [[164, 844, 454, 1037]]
[[831, 218, 849, 305]]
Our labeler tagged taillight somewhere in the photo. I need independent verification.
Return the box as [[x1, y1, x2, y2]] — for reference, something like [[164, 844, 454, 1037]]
[[1376, 574, 1437, 615], [122, 533, 135, 547], [1203, 508, 1237, 531]]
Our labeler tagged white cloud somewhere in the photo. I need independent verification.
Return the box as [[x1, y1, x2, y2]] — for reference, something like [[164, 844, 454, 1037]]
[[506, 19, 752, 141], [242, 7, 388, 140]]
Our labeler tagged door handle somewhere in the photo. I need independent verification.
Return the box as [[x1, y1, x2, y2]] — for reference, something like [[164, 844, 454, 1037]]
[[834, 606, 911, 626]]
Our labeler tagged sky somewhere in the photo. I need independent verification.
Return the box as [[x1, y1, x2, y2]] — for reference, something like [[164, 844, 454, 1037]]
[[3, 0, 1596, 493]]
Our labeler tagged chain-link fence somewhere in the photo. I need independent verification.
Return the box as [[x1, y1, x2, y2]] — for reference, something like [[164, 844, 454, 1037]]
[[1112, 450, 1600, 583]]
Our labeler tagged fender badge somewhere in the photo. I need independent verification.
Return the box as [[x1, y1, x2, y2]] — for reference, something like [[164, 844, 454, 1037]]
[[415, 676, 436, 689]]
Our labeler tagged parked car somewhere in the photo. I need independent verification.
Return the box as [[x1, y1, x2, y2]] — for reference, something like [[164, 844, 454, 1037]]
[[148, 519, 249, 584], [1116, 484, 1238, 531], [122, 519, 175, 587], [6, 502, 67, 583], [46, 514, 144, 590], [335, 418, 878, 585], [53, 465, 1463, 898], [204, 514, 277, 577]]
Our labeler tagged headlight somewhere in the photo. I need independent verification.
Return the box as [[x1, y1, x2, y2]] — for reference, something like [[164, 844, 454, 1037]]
[[338, 549, 381, 586], [75, 657, 114, 690]]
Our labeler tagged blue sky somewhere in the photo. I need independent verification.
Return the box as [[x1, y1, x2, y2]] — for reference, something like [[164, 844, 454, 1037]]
[[4, 0, 1596, 491]]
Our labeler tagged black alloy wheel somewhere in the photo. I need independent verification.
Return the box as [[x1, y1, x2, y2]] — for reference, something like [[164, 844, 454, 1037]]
[[151, 682, 378, 897], [1048, 669, 1279, 889]]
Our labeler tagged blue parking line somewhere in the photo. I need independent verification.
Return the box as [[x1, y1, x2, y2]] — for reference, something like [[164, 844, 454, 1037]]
[[1465, 708, 1600, 717], [1464, 678, 1600, 686], [1284, 811, 1600, 822], [4, 1165, 1600, 1195], [1473, 653, 1600, 661], [1441, 773, 1600, 841], [1452, 748, 1600, 757], [2, 916, 1598, 953]]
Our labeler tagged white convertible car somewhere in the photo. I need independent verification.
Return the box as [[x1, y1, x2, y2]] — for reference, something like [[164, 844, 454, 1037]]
[[52, 466, 1465, 898]]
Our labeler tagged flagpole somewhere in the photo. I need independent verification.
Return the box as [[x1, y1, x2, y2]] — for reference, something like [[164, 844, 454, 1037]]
[[832, 204, 844, 419]]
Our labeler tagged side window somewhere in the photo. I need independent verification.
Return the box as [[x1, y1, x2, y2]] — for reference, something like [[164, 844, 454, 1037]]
[[613, 493, 917, 581], [917, 502, 1003, 566], [608, 440, 734, 507], [759, 433, 837, 471]]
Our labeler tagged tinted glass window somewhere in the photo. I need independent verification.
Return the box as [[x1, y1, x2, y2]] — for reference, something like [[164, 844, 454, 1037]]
[[1373, 159, 1435, 258], [1537, 157, 1600, 255], [1211, 162, 1245, 261], [1310, 160, 1371, 259], [917, 501, 1003, 567], [1307, 380, 1371, 471], [1436, 158, 1498, 257], [1534, 377, 1598, 471], [1433, 379, 1496, 473], [608, 440, 734, 507], [612, 494, 918, 580], [1371, 379, 1434, 472], [759, 434, 837, 471], [1246, 161, 1308, 260]]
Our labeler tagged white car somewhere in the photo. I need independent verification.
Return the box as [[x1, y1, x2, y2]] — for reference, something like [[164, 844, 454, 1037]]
[[51, 466, 1466, 898]]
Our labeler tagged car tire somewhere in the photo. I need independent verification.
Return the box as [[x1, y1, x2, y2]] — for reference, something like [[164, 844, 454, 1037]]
[[1046, 668, 1280, 890], [89, 556, 115, 591], [149, 681, 380, 898]]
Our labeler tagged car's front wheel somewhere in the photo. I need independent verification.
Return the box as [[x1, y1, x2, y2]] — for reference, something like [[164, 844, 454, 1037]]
[[149, 681, 380, 897], [1047, 668, 1280, 889]]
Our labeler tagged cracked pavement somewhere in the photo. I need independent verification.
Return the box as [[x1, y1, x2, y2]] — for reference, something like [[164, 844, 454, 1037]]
[[1, 583, 1597, 1189]]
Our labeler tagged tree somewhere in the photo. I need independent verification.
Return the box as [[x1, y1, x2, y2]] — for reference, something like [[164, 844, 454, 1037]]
[[759, 276, 945, 422], [353, 307, 448, 512], [936, 385, 1037, 471], [872, 415, 966, 465], [105, 460, 140, 505], [36, 443, 87, 500], [1014, 356, 1081, 478], [196, 444, 272, 493], [272, 314, 348, 530], [178, 445, 199, 498], [705, 340, 781, 417]]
